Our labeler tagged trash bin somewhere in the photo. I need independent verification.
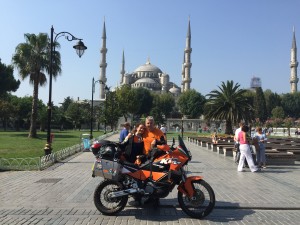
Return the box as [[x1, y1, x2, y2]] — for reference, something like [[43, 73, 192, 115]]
[[81, 133, 91, 151]]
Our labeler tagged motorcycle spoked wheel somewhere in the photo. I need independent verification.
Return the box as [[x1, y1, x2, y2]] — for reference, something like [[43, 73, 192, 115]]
[[94, 179, 128, 215], [178, 179, 215, 219]]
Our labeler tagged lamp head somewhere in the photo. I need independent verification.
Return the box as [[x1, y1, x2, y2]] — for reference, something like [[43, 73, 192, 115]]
[[73, 40, 87, 58]]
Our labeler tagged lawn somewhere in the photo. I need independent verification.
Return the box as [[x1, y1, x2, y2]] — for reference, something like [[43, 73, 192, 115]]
[[0, 130, 207, 159], [0, 130, 105, 158]]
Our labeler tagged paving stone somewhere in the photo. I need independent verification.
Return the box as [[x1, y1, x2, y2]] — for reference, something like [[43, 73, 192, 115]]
[[0, 134, 300, 224]]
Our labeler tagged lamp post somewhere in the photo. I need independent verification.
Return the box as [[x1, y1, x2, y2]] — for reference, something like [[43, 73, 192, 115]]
[[104, 86, 110, 134], [90, 78, 104, 139], [44, 26, 87, 155]]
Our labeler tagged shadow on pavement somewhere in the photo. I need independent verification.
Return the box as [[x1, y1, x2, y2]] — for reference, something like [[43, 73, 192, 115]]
[[114, 201, 255, 222]]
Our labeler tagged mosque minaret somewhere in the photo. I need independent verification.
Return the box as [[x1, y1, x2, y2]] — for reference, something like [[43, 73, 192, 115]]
[[290, 26, 299, 93], [182, 18, 192, 92], [100, 18, 192, 97], [99, 20, 107, 100]]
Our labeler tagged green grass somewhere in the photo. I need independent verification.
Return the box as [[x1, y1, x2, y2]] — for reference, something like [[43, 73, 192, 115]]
[[0, 130, 105, 158], [0, 130, 206, 159]]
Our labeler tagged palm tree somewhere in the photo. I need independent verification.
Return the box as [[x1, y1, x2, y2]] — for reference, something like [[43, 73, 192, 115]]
[[204, 80, 252, 135], [12, 33, 61, 138]]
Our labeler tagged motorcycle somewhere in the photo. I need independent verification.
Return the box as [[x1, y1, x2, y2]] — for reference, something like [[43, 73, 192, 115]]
[[91, 136, 215, 219]]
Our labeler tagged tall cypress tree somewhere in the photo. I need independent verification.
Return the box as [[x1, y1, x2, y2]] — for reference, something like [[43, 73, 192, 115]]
[[254, 87, 268, 122]]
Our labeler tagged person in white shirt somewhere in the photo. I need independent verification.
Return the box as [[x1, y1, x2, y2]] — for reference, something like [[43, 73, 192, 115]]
[[160, 124, 167, 136]]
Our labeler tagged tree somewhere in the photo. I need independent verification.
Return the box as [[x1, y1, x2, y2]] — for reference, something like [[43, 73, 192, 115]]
[[10, 95, 33, 130], [281, 93, 300, 118], [65, 102, 83, 130], [204, 80, 252, 135], [0, 99, 17, 130], [105, 91, 121, 131], [283, 117, 294, 136], [129, 88, 153, 120], [0, 60, 20, 98], [264, 90, 282, 118], [254, 87, 268, 123], [177, 89, 206, 118], [271, 106, 285, 119], [150, 93, 175, 124], [115, 85, 132, 121], [12, 33, 61, 138]]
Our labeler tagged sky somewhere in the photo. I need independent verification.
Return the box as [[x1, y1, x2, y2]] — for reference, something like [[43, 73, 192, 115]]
[[1, 0, 300, 105]]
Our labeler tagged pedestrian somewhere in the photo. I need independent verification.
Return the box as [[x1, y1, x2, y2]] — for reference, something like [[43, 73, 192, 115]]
[[119, 122, 131, 142], [234, 122, 244, 163], [160, 124, 167, 137], [211, 129, 218, 144], [237, 125, 260, 172], [253, 127, 267, 168]]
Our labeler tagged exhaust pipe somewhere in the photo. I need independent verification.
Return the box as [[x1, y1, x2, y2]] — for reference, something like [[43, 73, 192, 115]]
[[107, 188, 145, 198]]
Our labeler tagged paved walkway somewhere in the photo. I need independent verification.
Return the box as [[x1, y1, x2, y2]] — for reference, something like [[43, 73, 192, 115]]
[[1, 134, 300, 224]]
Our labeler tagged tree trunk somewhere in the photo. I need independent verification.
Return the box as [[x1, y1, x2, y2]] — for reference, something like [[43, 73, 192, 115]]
[[225, 120, 233, 135], [28, 79, 39, 138]]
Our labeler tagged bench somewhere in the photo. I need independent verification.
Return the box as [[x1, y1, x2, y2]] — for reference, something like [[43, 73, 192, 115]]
[[222, 146, 235, 157], [266, 153, 296, 165], [286, 150, 300, 160], [216, 144, 234, 154]]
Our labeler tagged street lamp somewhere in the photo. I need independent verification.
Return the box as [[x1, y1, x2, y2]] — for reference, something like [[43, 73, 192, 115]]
[[44, 26, 87, 155], [90, 78, 105, 139], [104, 86, 110, 134]]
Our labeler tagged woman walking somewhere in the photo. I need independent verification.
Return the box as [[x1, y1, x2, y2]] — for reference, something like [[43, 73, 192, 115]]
[[237, 125, 260, 172]]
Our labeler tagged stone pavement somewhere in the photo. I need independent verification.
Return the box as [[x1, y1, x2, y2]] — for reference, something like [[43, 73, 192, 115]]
[[0, 134, 300, 224]]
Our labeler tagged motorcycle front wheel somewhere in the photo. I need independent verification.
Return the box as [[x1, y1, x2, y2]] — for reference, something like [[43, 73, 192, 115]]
[[178, 179, 215, 219], [94, 179, 128, 215]]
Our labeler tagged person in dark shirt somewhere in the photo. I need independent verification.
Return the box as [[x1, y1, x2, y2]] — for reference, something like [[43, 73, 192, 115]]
[[120, 123, 145, 164], [119, 122, 131, 142]]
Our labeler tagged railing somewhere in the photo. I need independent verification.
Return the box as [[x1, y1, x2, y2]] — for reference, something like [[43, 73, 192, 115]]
[[0, 131, 116, 171]]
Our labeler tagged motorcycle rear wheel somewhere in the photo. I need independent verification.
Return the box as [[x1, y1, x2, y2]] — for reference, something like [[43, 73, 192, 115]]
[[94, 179, 128, 215], [178, 179, 215, 219]]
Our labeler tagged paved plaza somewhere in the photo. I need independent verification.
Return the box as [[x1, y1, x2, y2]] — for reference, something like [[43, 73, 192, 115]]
[[0, 134, 300, 224]]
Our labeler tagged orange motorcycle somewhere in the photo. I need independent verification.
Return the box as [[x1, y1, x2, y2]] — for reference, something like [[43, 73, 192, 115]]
[[91, 136, 215, 219]]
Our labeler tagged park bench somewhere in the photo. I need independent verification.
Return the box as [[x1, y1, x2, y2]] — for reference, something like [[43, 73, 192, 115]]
[[222, 146, 235, 156], [265, 152, 296, 165], [216, 144, 234, 154], [286, 150, 300, 160]]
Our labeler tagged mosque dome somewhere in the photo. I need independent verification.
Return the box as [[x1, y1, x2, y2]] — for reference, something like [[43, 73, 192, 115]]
[[134, 59, 162, 74], [134, 78, 157, 84], [132, 77, 160, 89], [169, 85, 181, 94]]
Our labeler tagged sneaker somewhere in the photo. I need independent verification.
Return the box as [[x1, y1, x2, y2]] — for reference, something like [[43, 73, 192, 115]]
[[253, 169, 261, 173], [262, 165, 267, 168]]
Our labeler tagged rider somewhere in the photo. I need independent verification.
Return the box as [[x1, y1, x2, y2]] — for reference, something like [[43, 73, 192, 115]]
[[142, 116, 167, 206], [120, 123, 145, 164], [143, 116, 166, 156]]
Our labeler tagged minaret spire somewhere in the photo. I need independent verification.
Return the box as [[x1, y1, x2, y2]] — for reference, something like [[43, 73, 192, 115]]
[[120, 49, 125, 85], [290, 26, 299, 93], [181, 17, 192, 92], [100, 19, 108, 99]]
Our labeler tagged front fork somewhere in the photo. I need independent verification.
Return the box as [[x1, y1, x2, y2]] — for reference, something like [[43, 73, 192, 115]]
[[178, 176, 203, 197]]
